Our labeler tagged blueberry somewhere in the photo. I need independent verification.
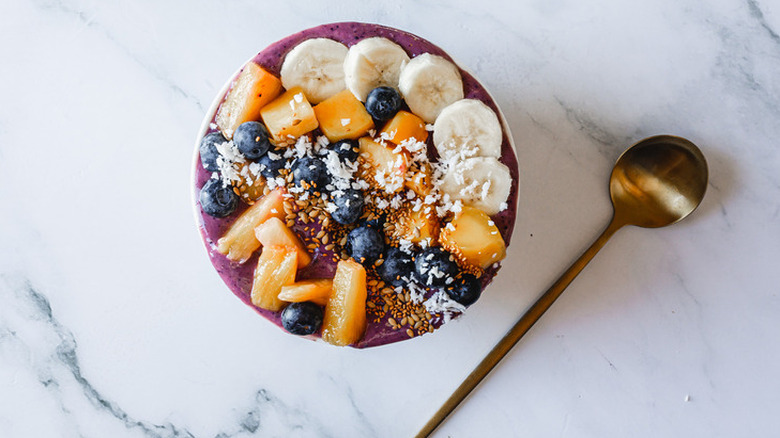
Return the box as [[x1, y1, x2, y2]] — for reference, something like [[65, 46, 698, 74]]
[[257, 148, 287, 178], [199, 178, 238, 218], [365, 86, 403, 121], [281, 302, 323, 335], [199, 131, 227, 172], [327, 139, 359, 164], [348, 226, 385, 265], [376, 247, 415, 287], [292, 156, 331, 192], [331, 189, 364, 224], [445, 274, 482, 306], [233, 121, 272, 160], [363, 216, 385, 229], [414, 247, 459, 287]]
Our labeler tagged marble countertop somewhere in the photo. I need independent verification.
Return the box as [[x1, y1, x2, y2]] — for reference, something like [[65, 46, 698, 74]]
[[2, 1, 779, 437]]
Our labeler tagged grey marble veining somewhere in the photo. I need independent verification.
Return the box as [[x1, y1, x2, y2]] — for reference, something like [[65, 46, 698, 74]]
[[0, 276, 349, 437]]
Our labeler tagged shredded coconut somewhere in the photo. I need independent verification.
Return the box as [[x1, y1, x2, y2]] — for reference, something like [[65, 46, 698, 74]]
[[214, 140, 246, 187], [424, 290, 466, 323]]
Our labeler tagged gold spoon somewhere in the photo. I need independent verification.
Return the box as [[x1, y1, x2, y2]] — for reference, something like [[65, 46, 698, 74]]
[[416, 134, 708, 437]]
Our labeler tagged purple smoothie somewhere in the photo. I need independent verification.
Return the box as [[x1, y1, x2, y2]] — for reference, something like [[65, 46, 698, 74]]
[[193, 22, 519, 348]]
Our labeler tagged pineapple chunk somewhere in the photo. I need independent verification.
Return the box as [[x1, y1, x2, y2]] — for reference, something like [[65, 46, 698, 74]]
[[358, 136, 409, 192], [216, 62, 283, 139], [254, 217, 312, 267], [393, 207, 440, 244], [313, 89, 374, 142], [380, 110, 428, 145], [439, 206, 506, 269], [278, 279, 333, 306], [251, 245, 298, 311], [260, 87, 319, 143], [216, 188, 286, 263], [322, 260, 367, 346]]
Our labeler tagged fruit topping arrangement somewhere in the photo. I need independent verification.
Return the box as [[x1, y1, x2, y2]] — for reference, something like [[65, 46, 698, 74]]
[[194, 23, 518, 348]]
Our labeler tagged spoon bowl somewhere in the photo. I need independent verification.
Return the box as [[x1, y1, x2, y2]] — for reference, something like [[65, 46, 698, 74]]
[[416, 135, 709, 438], [611, 135, 708, 228]]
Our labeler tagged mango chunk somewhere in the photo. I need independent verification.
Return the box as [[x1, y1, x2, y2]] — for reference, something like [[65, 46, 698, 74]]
[[439, 206, 506, 269], [313, 89, 374, 142], [380, 110, 428, 145], [260, 87, 319, 143], [393, 207, 440, 244], [404, 162, 433, 197]]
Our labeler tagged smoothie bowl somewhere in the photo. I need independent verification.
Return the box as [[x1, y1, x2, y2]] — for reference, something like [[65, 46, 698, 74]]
[[192, 22, 519, 348]]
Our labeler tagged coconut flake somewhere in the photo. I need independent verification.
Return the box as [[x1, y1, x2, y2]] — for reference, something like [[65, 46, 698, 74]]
[[424, 290, 466, 323]]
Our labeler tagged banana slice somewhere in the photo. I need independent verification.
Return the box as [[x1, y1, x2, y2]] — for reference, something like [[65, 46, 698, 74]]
[[439, 157, 512, 216], [343, 37, 410, 101], [433, 99, 502, 160], [398, 53, 464, 123], [280, 38, 348, 104]]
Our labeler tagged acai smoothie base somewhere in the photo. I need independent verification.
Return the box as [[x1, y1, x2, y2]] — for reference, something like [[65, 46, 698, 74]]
[[193, 22, 519, 348]]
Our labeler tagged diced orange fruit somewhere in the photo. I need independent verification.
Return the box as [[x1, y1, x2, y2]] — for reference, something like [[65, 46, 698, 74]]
[[380, 110, 428, 145], [216, 63, 283, 139], [260, 87, 319, 143], [254, 217, 311, 267], [358, 136, 409, 192], [322, 260, 367, 346], [313, 89, 374, 142], [394, 207, 440, 244], [404, 162, 433, 197], [216, 188, 286, 263], [439, 206, 506, 269], [278, 279, 333, 306], [251, 245, 298, 311]]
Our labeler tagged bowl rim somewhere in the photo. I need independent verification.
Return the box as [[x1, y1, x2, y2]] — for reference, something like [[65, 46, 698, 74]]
[[189, 22, 521, 347]]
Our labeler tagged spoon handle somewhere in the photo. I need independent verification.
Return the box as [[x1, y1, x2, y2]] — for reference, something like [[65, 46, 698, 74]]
[[415, 216, 624, 438]]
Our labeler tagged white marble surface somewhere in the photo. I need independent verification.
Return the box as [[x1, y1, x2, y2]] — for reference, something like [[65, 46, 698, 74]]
[[2, 0, 779, 437]]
